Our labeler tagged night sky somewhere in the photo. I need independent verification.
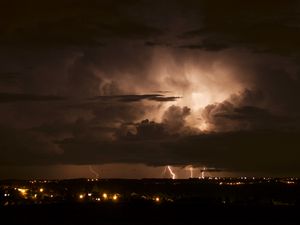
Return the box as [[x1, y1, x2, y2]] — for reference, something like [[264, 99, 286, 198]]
[[0, 0, 300, 179]]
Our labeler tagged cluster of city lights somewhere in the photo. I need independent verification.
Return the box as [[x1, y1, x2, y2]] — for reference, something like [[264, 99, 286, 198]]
[[87, 179, 99, 182], [77, 192, 119, 202], [2, 185, 164, 205], [1, 177, 298, 207], [12, 187, 54, 200], [75, 192, 164, 204], [29, 180, 51, 184], [219, 182, 245, 186]]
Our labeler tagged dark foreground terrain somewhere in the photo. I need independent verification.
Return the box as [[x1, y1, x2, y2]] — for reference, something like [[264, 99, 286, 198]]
[[1, 178, 300, 224], [1, 202, 300, 225]]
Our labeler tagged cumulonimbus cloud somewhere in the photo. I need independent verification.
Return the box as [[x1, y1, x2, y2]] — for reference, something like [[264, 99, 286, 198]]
[[0, 0, 300, 177]]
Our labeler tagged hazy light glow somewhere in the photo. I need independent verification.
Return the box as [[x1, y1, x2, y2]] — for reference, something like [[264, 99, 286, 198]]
[[190, 92, 211, 110], [112, 194, 118, 201], [18, 188, 28, 196], [102, 193, 108, 199], [134, 51, 246, 131]]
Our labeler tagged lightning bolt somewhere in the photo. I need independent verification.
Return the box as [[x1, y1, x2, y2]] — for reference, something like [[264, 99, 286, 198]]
[[88, 165, 99, 179], [200, 167, 206, 179], [161, 166, 167, 178], [167, 165, 176, 179], [189, 166, 193, 178]]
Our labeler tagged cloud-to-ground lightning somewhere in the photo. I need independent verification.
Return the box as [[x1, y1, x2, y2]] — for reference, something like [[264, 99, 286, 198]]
[[200, 167, 206, 179], [199, 167, 222, 179], [184, 165, 194, 178], [188, 166, 194, 178], [161, 166, 168, 178], [167, 165, 176, 179], [88, 165, 100, 179]]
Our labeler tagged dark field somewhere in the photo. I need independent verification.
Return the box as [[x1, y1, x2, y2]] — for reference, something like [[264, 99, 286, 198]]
[[1, 202, 300, 225]]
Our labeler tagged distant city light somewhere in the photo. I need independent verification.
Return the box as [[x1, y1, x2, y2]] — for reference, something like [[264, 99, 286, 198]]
[[102, 193, 108, 199], [79, 194, 84, 199], [219, 181, 244, 186], [285, 181, 295, 184], [18, 188, 28, 196], [112, 194, 118, 201], [39, 188, 44, 193], [155, 197, 160, 202]]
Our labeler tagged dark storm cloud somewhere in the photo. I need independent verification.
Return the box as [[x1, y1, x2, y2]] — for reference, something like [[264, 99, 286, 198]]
[[117, 105, 195, 140], [0, 92, 66, 103], [0, 125, 63, 165], [14, 129, 297, 175], [180, 0, 300, 55], [179, 42, 229, 51], [201, 89, 298, 132], [2, 0, 300, 55], [121, 119, 167, 140], [0, 72, 22, 85], [0, 0, 163, 47], [200, 168, 222, 172], [0, 128, 293, 175], [160, 131, 300, 174], [89, 94, 181, 102], [178, 38, 230, 51], [144, 41, 172, 47], [162, 105, 195, 134]]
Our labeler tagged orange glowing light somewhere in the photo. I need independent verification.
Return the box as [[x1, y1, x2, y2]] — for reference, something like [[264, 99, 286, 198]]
[[112, 194, 118, 201], [102, 193, 108, 199], [18, 188, 28, 195]]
